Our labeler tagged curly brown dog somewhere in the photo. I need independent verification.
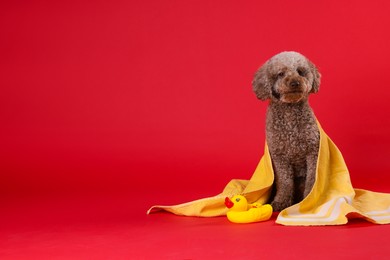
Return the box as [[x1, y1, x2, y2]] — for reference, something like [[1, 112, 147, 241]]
[[252, 51, 321, 211]]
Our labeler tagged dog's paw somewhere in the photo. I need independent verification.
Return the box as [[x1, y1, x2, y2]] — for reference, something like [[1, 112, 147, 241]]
[[271, 200, 291, 212]]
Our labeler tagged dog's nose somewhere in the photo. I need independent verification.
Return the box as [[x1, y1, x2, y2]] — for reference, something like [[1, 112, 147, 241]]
[[290, 80, 300, 88]]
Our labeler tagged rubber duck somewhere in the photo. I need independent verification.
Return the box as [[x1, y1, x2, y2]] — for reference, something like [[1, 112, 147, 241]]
[[224, 195, 273, 224]]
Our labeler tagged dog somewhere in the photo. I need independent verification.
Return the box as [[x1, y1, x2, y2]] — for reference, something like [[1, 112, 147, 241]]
[[252, 51, 321, 211]]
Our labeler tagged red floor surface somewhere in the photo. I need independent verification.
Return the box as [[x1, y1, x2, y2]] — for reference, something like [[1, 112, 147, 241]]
[[2, 187, 390, 259], [2, 0, 390, 259]]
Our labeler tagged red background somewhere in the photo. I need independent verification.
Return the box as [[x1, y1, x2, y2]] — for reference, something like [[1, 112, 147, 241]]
[[1, 0, 390, 258]]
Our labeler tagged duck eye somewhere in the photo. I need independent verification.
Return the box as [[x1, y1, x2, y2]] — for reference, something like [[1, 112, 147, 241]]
[[297, 68, 306, 77], [235, 198, 241, 202]]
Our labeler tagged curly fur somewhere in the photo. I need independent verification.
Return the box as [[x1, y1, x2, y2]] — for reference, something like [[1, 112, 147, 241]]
[[252, 51, 321, 211]]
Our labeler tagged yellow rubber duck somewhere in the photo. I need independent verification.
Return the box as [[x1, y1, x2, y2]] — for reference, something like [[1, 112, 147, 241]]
[[224, 195, 273, 224]]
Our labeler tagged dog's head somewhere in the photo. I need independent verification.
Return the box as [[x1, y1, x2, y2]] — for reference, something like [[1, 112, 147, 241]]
[[252, 51, 321, 103]]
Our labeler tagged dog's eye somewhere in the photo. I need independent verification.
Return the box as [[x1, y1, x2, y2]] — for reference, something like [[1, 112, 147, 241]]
[[277, 72, 285, 78], [297, 68, 307, 77]]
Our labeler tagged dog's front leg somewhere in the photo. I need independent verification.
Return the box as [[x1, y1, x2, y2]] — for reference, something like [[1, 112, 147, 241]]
[[303, 154, 318, 198], [271, 157, 294, 211]]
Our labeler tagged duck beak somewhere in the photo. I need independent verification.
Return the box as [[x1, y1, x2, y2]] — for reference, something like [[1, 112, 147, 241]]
[[225, 197, 234, 208]]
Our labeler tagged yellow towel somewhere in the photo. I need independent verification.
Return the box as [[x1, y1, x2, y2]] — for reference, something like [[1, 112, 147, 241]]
[[147, 123, 390, 226]]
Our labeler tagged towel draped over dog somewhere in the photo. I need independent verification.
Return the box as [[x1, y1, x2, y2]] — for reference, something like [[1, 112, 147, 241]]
[[147, 123, 390, 226]]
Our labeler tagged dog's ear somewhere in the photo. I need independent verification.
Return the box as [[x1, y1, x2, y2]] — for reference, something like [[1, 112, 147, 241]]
[[308, 59, 321, 93], [252, 63, 271, 100]]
